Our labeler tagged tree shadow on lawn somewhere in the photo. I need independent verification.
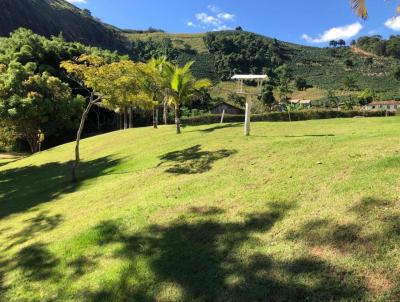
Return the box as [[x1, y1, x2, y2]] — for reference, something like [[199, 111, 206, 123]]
[[158, 145, 237, 175], [0, 156, 121, 220], [3, 211, 63, 251], [83, 201, 367, 302], [196, 123, 242, 133], [287, 196, 400, 299]]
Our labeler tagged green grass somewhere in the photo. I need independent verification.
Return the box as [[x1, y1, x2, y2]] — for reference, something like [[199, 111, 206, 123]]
[[1, 117, 400, 301]]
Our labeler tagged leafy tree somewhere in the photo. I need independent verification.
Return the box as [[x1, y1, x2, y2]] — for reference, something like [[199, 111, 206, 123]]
[[394, 67, 400, 81], [275, 64, 293, 102], [61, 55, 154, 181], [145, 57, 167, 128], [295, 77, 308, 91], [357, 88, 375, 105], [343, 76, 358, 91], [329, 40, 338, 48], [0, 63, 84, 153], [325, 89, 340, 109], [342, 96, 357, 110], [258, 84, 276, 110], [235, 26, 243, 31], [228, 92, 246, 107], [344, 59, 354, 68], [163, 61, 212, 134], [338, 39, 346, 47]]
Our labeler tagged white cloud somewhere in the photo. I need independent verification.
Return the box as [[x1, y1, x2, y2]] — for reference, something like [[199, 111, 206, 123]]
[[217, 13, 235, 21], [385, 16, 400, 31], [196, 13, 221, 26], [188, 5, 236, 31], [66, 0, 88, 3], [213, 25, 232, 31], [302, 22, 363, 43]]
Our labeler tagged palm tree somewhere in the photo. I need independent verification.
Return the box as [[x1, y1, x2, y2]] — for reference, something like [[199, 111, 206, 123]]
[[351, 0, 400, 19], [164, 61, 212, 134], [351, 0, 368, 19], [146, 57, 167, 128]]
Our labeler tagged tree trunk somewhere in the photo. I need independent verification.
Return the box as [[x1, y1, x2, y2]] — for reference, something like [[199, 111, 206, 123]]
[[72, 95, 99, 182], [123, 106, 127, 129], [175, 105, 181, 134], [119, 111, 123, 130], [129, 106, 133, 128], [244, 99, 251, 136], [153, 107, 158, 129], [26, 134, 38, 154], [96, 108, 101, 131], [163, 93, 168, 125]]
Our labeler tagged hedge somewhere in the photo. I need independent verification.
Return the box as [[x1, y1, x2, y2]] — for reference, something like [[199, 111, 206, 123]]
[[181, 110, 396, 126]]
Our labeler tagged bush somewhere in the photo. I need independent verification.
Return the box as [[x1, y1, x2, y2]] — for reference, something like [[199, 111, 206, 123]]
[[181, 110, 395, 125]]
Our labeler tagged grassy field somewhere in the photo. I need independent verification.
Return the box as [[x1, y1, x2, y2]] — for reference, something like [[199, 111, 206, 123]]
[[0, 117, 399, 301]]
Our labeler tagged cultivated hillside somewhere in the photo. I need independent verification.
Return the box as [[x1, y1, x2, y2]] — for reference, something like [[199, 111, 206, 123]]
[[0, 0, 128, 51], [127, 31, 400, 99], [0, 117, 399, 301]]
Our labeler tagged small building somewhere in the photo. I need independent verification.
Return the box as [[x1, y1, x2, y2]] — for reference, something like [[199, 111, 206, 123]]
[[211, 102, 244, 115], [288, 99, 312, 108], [365, 100, 399, 111]]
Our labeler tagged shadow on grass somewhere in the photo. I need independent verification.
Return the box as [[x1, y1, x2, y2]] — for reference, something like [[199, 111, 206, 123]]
[[285, 134, 335, 138], [158, 145, 237, 174], [287, 197, 400, 298], [16, 243, 60, 281], [196, 123, 242, 133], [0, 156, 121, 219], [4, 211, 63, 251], [82, 201, 367, 301]]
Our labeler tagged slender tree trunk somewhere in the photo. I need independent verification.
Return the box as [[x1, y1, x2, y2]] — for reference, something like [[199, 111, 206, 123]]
[[153, 107, 159, 129], [123, 106, 127, 129], [26, 134, 37, 154], [129, 106, 133, 128], [119, 111, 122, 130], [163, 93, 168, 125], [72, 94, 99, 182], [175, 105, 181, 134]]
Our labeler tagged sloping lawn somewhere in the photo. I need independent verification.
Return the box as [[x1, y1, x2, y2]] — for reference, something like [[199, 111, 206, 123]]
[[0, 117, 399, 301]]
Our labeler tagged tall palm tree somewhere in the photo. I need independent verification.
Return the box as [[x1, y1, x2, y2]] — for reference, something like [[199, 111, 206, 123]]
[[164, 61, 212, 134]]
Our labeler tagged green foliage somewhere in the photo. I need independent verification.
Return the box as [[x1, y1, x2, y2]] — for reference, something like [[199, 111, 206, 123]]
[[343, 76, 358, 91], [0, 0, 128, 51], [357, 88, 375, 105], [204, 31, 282, 80], [0, 66, 84, 152], [228, 92, 246, 107], [0, 28, 124, 152], [295, 77, 309, 91]]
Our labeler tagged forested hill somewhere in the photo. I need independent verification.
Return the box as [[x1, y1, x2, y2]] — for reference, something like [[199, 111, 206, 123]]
[[127, 30, 400, 98], [0, 0, 128, 51], [2, 0, 400, 98]]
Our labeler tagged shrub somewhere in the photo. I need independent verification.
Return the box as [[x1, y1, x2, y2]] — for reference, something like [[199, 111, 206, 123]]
[[181, 110, 395, 125]]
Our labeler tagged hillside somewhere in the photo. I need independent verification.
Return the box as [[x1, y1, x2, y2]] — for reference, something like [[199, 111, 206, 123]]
[[0, 0, 128, 51], [2, 1, 400, 98], [1, 117, 400, 301], [126, 31, 400, 99]]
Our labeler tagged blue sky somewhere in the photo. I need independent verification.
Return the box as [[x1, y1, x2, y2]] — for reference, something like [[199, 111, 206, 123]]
[[67, 0, 400, 46]]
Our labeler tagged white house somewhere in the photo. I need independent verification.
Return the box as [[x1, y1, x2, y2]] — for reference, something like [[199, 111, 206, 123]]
[[365, 101, 399, 111], [288, 99, 312, 108]]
